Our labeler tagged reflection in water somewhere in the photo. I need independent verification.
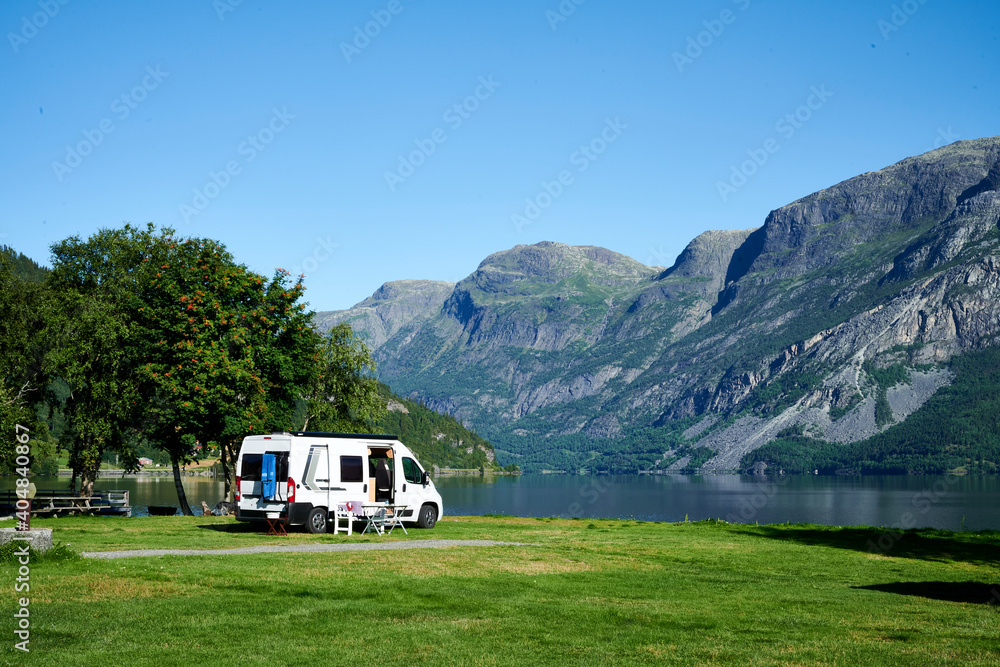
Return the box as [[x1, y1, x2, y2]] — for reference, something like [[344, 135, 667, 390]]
[[4, 474, 998, 529]]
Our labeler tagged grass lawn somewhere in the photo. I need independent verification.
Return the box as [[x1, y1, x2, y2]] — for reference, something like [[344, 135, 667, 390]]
[[1, 515, 998, 665]]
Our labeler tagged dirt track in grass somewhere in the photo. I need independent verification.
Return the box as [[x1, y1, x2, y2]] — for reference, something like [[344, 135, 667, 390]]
[[81, 539, 534, 559]]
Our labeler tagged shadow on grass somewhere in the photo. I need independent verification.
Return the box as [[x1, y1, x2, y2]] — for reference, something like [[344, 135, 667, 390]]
[[195, 522, 267, 534], [855, 581, 1000, 607], [734, 525, 1000, 566]]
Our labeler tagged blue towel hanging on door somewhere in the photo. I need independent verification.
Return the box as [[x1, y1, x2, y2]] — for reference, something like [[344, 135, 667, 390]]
[[261, 454, 277, 501]]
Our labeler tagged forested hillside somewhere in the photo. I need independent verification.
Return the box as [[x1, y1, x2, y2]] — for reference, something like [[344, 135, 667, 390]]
[[1, 245, 48, 283], [743, 347, 1000, 475], [376, 383, 516, 473]]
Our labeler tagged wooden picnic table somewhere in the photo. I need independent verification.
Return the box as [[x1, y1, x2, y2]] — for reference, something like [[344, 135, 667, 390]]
[[0, 490, 132, 517]]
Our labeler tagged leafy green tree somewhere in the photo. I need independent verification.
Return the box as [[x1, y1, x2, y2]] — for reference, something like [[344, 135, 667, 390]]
[[299, 323, 385, 433], [43, 289, 145, 495], [46, 223, 385, 511], [47, 227, 164, 493], [0, 254, 48, 467], [48, 224, 316, 513]]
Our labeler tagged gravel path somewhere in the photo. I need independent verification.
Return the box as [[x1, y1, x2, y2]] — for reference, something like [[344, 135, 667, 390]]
[[81, 539, 532, 560]]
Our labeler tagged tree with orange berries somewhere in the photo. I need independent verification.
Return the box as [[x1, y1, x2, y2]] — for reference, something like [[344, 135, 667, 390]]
[[139, 236, 314, 512], [49, 224, 315, 514]]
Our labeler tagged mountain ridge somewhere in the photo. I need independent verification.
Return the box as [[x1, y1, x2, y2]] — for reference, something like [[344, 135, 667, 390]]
[[318, 137, 1000, 473]]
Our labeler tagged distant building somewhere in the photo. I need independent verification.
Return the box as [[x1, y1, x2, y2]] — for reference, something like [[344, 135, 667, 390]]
[[138, 457, 154, 467]]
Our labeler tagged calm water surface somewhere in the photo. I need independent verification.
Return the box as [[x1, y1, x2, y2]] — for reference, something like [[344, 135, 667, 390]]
[[435, 474, 1000, 531], [10, 474, 1000, 530]]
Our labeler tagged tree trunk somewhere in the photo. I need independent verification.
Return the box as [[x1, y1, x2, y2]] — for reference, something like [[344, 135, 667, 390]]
[[77, 436, 99, 497], [220, 439, 231, 502], [171, 452, 194, 516], [80, 475, 95, 498], [228, 439, 243, 501]]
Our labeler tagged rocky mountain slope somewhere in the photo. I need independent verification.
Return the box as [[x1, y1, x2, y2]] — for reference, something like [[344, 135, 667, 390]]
[[314, 279, 454, 350], [319, 138, 1000, 473]]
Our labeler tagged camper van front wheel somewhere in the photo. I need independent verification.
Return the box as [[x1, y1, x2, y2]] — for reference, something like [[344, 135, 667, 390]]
[[417, 504, 437, 529], [306, 507, 328, 534]]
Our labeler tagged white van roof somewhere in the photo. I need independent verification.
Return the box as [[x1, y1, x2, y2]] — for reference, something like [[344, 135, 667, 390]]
[[267, 431, 399, 441]]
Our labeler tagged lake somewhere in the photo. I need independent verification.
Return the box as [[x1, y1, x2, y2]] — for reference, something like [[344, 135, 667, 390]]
[[9, 474, 1000, 530]]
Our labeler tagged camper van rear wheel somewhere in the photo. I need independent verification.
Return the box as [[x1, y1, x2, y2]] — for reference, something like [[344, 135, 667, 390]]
[[417, 504, 437, 529], [306, 507, 328, 534]]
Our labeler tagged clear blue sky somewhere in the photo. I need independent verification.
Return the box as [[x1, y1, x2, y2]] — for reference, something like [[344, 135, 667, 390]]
[[2, 1, 997, 310]]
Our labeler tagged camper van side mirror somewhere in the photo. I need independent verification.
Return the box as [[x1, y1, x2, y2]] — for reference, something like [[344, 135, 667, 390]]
[[422, 471, 430, 486]]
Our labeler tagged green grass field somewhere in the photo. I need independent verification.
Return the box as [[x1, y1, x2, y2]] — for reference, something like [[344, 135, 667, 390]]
[[2, 515, 998, 665]]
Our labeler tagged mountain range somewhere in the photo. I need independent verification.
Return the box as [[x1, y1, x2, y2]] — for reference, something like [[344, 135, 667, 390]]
[[317, 137, 1000, 474]]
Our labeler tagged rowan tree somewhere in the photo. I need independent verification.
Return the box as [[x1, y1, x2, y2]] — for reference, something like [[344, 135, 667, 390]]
[[138, 237, 314, 511], [48, 224, 316, 513]]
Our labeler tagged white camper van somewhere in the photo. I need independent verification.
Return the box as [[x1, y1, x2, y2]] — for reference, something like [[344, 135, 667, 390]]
[[235, 432, 443, 533]]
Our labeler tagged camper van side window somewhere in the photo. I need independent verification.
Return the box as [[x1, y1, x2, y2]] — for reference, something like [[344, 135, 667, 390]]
[[402, 457, 423, 485], [241, 454, 263, 481], [340, 456, 364, 483]]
